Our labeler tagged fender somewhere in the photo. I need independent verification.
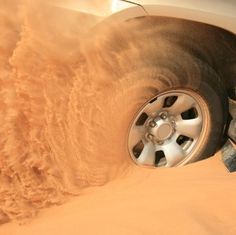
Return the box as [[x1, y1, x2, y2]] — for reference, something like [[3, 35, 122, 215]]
[[50, 1, 236, 34], [108, 0, 236, 34]]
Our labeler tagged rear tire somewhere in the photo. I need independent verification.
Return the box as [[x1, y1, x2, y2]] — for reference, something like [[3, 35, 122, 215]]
[[86, 19, 228, 168]]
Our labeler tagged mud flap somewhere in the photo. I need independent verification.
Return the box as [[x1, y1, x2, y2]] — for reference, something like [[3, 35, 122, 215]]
[[228, 98, 236, 142], [222, 140, 236, 173], [223, 98, 236, 172]]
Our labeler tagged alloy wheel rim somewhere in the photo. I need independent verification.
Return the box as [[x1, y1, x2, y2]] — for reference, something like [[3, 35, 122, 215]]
[[127, 89, 210, 167]]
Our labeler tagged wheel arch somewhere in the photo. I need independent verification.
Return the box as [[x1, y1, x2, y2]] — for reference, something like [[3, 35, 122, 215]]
[[106, 3, 236, 35], [99, 5, 236, 99]]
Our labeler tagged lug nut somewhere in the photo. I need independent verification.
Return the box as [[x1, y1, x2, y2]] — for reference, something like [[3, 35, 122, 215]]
[[160, 112, 167, 120], [157, 141, 164, 145], [147, 134, 154, 140], [149, 121, 156, 128]]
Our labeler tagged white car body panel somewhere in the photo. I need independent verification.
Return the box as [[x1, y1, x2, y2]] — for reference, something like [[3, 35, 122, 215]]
[[50, 0, 236, 34], [131, 0, 236, 18], [111, 0, 236, 34], [143, 5, 235, 34]]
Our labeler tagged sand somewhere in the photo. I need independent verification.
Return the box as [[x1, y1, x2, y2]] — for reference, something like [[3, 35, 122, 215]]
[[1, 0, 236, 233], [1, 153, 236, 234]]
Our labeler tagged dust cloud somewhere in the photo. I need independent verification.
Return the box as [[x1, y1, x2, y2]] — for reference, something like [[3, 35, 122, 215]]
[[0, 0, 186, 223], [0, 0, 134, 223]]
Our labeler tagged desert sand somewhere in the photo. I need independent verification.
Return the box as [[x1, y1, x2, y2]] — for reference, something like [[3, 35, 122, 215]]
[[1, 153, 236, 234], [0, 1, 236, 234]]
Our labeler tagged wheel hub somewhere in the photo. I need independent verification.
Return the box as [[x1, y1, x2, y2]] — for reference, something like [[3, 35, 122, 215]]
[[147, 115, 175, 142]]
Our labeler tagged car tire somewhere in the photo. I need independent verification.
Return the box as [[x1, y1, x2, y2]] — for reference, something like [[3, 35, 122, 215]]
[[86, 20, 228, 168]]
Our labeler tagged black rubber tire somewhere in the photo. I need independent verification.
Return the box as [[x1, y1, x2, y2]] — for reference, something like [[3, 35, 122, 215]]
[[85, 18, 228, 169]]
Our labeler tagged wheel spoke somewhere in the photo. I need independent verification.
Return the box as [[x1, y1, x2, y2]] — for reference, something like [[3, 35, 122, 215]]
[[168, 94, 195, 115], [128, 125, 145, 148], [137, 142, 156, 165], [162, 142, 186, 167], [143, 97, 164, 117], [175, 117, 202, 139]]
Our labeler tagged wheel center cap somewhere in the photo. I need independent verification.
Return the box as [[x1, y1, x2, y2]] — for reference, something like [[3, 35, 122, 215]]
[[156, 123, 173, 140], [149, 120, 174, 141]]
